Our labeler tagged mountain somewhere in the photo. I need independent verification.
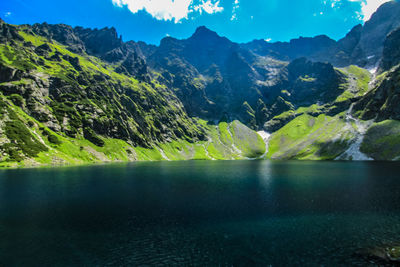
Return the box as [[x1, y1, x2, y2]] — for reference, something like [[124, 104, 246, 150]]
[[379, 27, 400, 71], [242, 35, 338, 63], [244, 1, 400, 68], [144, 26, 351, 130], [0, 19, 266, 167], [1, 1, 400, 167], [349, 0, 400, 68], [145, 26, 266, 127]]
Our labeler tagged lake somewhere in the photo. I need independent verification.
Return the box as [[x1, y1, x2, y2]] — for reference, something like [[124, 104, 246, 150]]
[[1, 160, 400, 265]]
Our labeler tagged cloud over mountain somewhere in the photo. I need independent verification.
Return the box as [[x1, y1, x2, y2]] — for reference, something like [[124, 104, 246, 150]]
[[347, 0, 392, 21], [112, 0, 223, 22]]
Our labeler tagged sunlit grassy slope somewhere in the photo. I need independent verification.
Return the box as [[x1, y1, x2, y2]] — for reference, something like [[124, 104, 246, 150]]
[[0, 29, 266, 168]]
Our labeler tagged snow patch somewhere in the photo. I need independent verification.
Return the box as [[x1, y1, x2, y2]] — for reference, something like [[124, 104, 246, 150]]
[[368, 67, 378, 75], [367, 60, 380, 76], [336, 104, 373, 161], [257, 130, 271, 159]]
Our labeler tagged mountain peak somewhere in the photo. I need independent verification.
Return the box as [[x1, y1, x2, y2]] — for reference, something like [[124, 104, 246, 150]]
[[190, 26, 219, 39]]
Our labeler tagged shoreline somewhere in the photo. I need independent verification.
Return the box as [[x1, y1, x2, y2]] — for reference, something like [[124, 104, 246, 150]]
[[1, 157, 399, 171]]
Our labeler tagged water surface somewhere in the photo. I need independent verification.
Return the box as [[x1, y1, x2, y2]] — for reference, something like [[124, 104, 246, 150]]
[[1, 160, 400, 265]]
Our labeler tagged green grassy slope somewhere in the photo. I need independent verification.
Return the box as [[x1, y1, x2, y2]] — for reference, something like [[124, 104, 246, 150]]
[[2, 20, 399, 167], [266, 114, 354, 160], [0, 92, 266, 168], [361, 120, 400, 160], [0, 24, 267, 168]]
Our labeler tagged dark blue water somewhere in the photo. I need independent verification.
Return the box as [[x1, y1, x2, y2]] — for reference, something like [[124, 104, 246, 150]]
[[1, 160, 400, 266]]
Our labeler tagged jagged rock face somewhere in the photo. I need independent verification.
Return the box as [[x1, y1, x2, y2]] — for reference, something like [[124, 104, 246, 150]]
[[0, 19, 23, 43], [338, 24, 363, 55], [242, 35, 337, 62], [260, 57, 352, 133], [5, 0, 397, 133], [182, 26, 237, 71], [31, 23, 125, 59], [333, 1, 400, 67], [0, 63, 23, 83], [145, 27, 268, 128], [28, 22, 150, 81], [380, 27, 400, 71], [263, 58, 345, 109], [354, 1, 400, 67], [73, 26, 123, 56], [136, 41, 157, 58], [43, 73, 203, 146], [108, 25, 350, 130], [0, 24, 207, 148], [287, 59, 344, 103], [355, 65, 400, 121], [31, 23, 86, 54], [351, 6, 400, 121]]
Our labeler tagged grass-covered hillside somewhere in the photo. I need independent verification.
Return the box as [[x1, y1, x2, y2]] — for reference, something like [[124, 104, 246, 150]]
[[0, 20, 267, 167], [1, 18, 400, 167], [263, 63, 400, 161]]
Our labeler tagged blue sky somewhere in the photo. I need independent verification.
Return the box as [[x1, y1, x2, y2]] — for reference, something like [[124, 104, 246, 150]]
[[0, 0, 394, 44]]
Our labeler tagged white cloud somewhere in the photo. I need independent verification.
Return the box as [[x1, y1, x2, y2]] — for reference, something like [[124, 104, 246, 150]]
[[346, 0, 392, 21], [359, 0, 391, 21], [328, 0, 341, 8], [194, 0, 223, 14], [112, 0, 223, 23], [4, 12, 11, 18], [325, 0, 391, 22], [264, 38, 272, 42], [231, 0, 239, 21]]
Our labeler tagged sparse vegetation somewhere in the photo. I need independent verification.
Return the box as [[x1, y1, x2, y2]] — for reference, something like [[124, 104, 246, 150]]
[[267, 114, 352, 160], [361, 120, 400, 160]]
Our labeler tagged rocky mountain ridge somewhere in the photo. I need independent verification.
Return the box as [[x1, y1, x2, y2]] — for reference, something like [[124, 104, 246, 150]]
[[244, 1, 400, 68]]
